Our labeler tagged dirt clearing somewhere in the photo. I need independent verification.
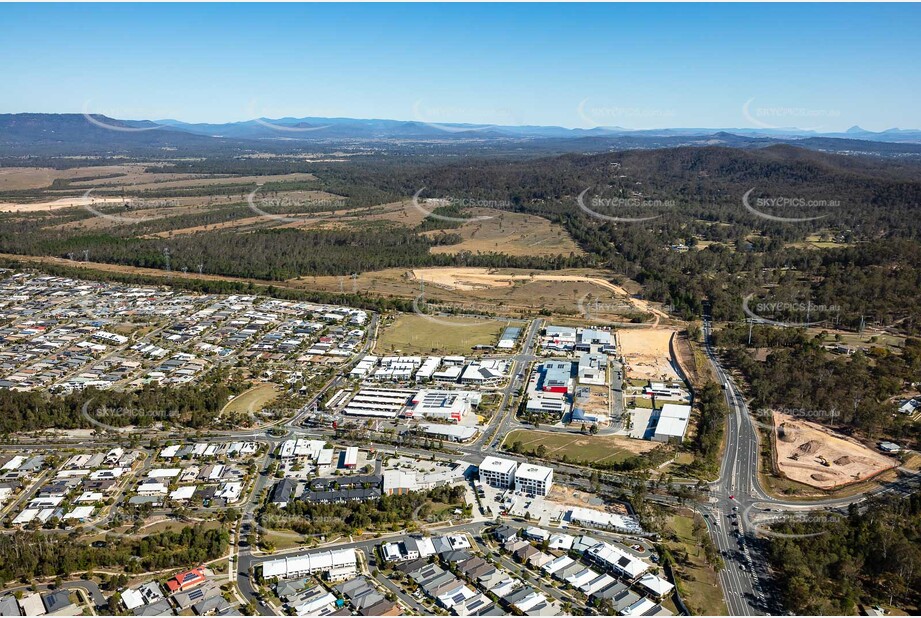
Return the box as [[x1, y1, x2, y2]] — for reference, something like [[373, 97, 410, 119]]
[[618, 329, 680, 381], [772, 411, 898, 490], [0, 195, 131, 213], [426, 209, 584, 257]]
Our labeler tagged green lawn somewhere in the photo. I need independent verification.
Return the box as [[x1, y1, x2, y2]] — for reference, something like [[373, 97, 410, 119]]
[[375, 313, 520, 355], [665, 513, 728, 616], [503, 429, 655, 465], [221, 383, 280, 416]]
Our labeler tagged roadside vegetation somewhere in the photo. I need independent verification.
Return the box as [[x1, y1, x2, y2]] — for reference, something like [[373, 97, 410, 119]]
[[767, 496, 921, 615]]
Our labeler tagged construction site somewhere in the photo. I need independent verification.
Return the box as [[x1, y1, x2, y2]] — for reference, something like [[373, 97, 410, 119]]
[[772, 411, 899, 490]]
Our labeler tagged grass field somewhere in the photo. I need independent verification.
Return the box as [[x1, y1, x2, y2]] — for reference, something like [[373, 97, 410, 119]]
[[426, 208, 584, 257], [221, 383, 280, 416], [503, 429, 657, 465], [665, 512, 728, 616], [374, 313, 516, 355], [808, 327, 906, 353]]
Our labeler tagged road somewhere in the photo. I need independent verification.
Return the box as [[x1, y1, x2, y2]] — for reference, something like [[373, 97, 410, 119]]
[[697, 317, 921, 615], [475, 318, 542, 452]]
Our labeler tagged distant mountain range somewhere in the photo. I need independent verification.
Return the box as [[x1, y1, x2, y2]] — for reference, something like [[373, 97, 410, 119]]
[[148, 115, 921, 143], [2, 113, 921, 157]]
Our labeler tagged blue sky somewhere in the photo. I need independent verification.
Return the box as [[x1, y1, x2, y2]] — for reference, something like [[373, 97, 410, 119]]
[[1, 3, 919, 131]]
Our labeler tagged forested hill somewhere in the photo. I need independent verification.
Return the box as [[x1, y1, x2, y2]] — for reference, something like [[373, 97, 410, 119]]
[[356, 144, 921, 236], [768, 496, 921, 615]]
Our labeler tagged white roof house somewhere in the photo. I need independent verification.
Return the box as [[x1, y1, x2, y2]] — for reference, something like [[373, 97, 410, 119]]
[[147, 468, 181, 478], [76, 491, 104, 503], [64, 506, 95, 520], [137, 482, 168, 495], [623, 598, 657, 616], [19, 593, 45, 616], [637, 573, 675, 597], [542, 555, 575, 576], [586, 541, 651, 578], [170, 486, 197, 501]]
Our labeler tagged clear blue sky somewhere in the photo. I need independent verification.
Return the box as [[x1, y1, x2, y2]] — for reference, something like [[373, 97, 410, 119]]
[[2, 3, 919, 131]]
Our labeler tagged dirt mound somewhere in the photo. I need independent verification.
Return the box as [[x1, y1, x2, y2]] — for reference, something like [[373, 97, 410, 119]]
[[797, 440, 821, 455], [811, 473, 830, 482], [834, 456, 853, 466], [778, 424, 797, 442]]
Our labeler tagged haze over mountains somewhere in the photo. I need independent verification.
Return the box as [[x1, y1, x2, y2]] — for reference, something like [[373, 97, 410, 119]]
[[2, 112, 921, 157], [116, 114, 921, 142]]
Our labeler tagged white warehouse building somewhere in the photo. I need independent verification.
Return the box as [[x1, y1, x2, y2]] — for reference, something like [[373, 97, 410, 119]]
[[652, 404, 691, 443]]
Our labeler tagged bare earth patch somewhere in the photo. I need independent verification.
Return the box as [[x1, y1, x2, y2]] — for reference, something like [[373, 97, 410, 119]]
[[426, 208, 584, 257], [772, 411, 898, 490], [0, 195, 130, 213], [618, 329, 680, 381]]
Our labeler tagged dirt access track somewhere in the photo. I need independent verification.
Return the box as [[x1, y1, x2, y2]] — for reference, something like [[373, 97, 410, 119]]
[[772, 411, 898, 490], [410, 267, 667, 326], [0, 195, 128, 213]]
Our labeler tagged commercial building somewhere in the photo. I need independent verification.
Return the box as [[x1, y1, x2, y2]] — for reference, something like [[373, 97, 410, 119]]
[[419, 423, 478, 443], [407, 389, 480, 422], [538, 361, 572, 393], [343, 447, 359, 469], [526, 391, 570, 416], [577, 353, 607, 386], [478, 456, 517, 489], [543, 326, 577, 352], [567, 506, 643, 533], [343, 388, 412, 418], [652, 404, 691, 443], [460, 360, 508, 386], [514, 463, 554, 496], [497, 326, 522, 350], [576, 328, 613, 352]]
